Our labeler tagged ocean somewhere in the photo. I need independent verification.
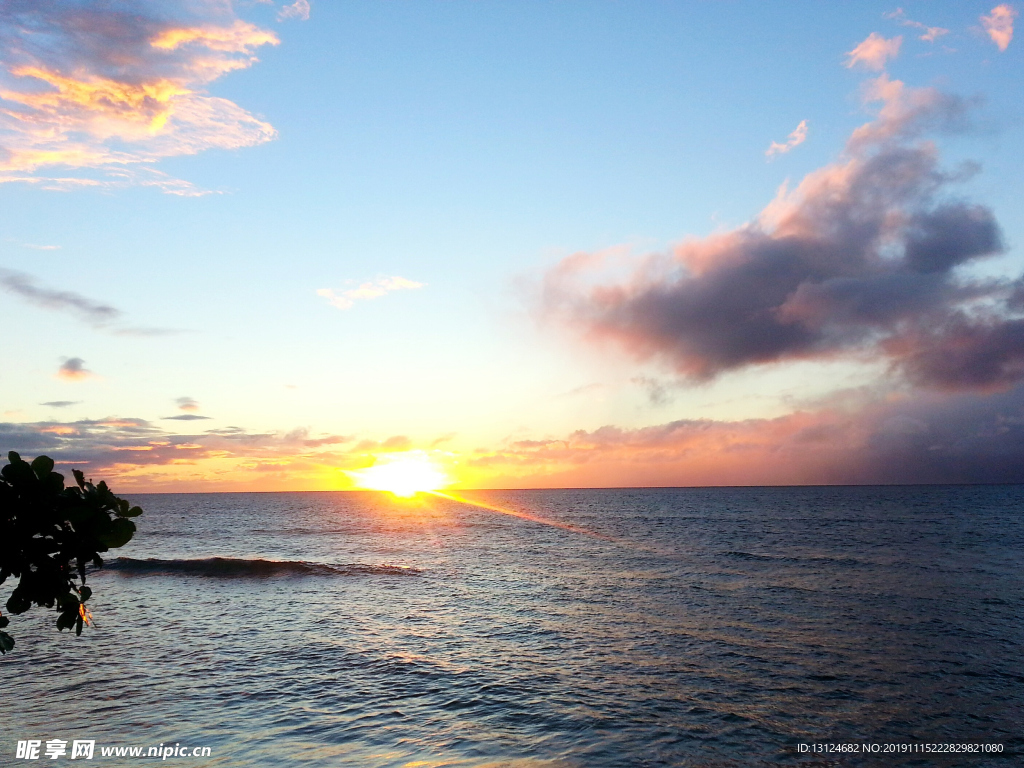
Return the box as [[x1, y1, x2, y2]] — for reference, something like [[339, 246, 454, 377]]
[[3, 487, 1023, 767]]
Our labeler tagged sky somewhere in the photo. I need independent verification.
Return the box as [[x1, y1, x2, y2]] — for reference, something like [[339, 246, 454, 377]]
[[1, 0, 1023, 491]]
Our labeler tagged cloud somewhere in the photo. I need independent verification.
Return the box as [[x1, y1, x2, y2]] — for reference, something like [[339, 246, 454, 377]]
[[981, 4, 1017, 51], [162, 414, 211, 421], [22, 243, 61, 250], [176, 396, 199, 412], [631, 376, 674, 406], [40, 400, 80, 408], [766, 119, 808, 159], [7, 388, 1024, 488], [846, 73, 970, 150], [469, 383, 1024, 487], [540, 74, 1022, 393], [0, 415, 375, 491], [884, 8, 949, 43], [317, 276, 425, 310], [354, 435, 412, 451], [56, 357, 93, 381], [302, 434, 353, 447], [0, 268, 119, 325], [0, 1, 279, 191], [278, 1, 311, 22], [0, 268, 179, 333], [844, 32, 903, 70]]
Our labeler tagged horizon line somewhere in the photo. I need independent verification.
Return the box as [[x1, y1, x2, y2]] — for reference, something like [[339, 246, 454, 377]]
[[123, 481, 1024, 495]]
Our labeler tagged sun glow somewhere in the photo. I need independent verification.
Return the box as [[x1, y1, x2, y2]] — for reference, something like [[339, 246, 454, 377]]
[[347, 452, 450, 497]]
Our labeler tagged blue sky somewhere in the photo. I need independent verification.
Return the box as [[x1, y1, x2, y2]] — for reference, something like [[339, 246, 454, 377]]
[[1, 1, 1022, 489]]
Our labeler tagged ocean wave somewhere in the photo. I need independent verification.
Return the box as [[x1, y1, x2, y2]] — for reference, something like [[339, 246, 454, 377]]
[[723, 551, 863, 566], [103, 557, 421, 578]]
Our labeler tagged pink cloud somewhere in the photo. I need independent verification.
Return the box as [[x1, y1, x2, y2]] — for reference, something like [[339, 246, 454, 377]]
[[467, 384, 1024, 488], [540, 77, 1016, 392], [883, 9, 949, 43], [765, 119, 808, 159], [844, 32, 902, 71], [0, 3, 279, 191], [981, 4, 1017, 51]]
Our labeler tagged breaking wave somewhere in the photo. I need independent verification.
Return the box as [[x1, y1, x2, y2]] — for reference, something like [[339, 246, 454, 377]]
[[103, 557, 421, 578]]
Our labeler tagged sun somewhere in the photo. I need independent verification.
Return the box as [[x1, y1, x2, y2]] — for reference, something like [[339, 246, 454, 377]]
[[347, 451, 450, 497]]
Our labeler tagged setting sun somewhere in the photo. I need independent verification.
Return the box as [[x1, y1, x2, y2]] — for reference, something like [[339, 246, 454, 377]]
[[347, 451, 450, 497]]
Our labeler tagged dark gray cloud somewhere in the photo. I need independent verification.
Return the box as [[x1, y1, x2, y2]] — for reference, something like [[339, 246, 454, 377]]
[[0, 268, 181, 334], [542, 78, 1021, 392], [162, 414, 211, 421], [850, 385, 1024, 483], [0, 269, 119, 326], [40, 400, 80, 408]]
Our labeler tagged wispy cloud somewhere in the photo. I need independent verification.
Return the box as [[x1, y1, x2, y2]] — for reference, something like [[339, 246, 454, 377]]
[[278, 1, 311, 22], [56, 357, 93, 381], [163, 414, 211, 421], [631, 376, 674, 406], [176, 396, 199, 412], [884, 8, 949, 43], [0, 1, 279, 191], [23, 243, 61, 250], [40, 400, 80, 408], [765, 119, 808, 159], [0, 267, 179, 334], [0, 268, 119, 325], [844, 32, 903, 70], [317, 276, 425, 310], [981, 4, 1017, 51]]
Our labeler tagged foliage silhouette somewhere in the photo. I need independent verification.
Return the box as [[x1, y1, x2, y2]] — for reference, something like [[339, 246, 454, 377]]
[[0, 452, 142, 653]]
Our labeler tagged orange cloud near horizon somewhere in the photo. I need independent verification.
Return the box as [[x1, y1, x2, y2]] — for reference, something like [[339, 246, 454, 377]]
[[8, 372, 1024, 493]]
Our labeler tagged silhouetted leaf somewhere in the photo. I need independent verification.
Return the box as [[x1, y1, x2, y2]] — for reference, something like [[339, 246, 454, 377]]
[[0, 631, 14, 654], [118, 506, 143, 518], [57, 593, 79, 611], [79, 586, 92, 602], [6, 592, 31, 614], [43, 471, 64, 493], [97, 517, 135, 549], [31, 455, 54, 479], [2, 456, 34, 484]]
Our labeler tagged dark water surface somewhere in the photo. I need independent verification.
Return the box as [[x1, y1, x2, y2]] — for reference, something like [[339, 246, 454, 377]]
[[4, 487, 1023, 767]]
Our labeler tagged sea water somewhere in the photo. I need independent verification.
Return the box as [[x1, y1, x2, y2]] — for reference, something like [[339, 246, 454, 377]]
[[3, 487, 1023, 766]]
